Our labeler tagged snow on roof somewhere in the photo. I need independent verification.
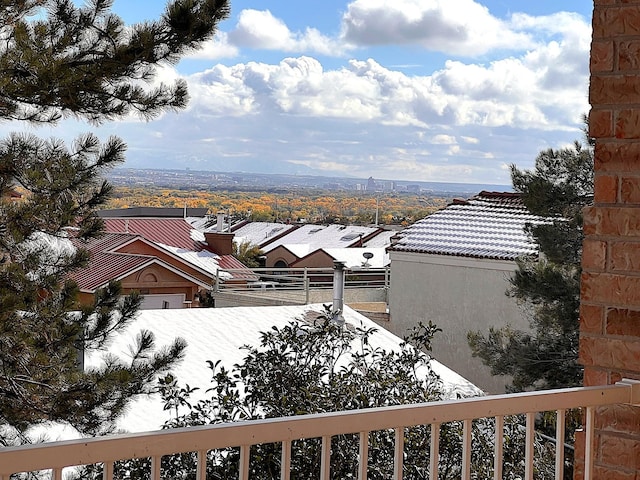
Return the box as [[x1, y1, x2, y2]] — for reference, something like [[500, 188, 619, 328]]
[[281, 243, 313, 258], [390, 192, 550, 260], [21, 231, 76, 280], [84, 305, 481, 434], [362, 230, 396, 248], [261, 224, 379, 253], [156, 243, 231, 280], [322, 248, 389, 269], [231, 222, 298, 248]]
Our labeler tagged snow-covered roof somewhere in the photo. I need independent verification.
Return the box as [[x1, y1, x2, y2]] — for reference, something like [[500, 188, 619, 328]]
[[320, 248, 389, 269], [231, 222, 298, 248], [261, 224, 380, 253], [390, 191, 550, 260], [362, 230, 396, 248], [156, 243, 231, 279], [84, 305, 481, 434]]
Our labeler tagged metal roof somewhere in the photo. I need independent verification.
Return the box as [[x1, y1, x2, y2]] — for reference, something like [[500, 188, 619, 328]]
[[231, 222, 298, 248], [69, 233, 158, 291], [103, 218, 203, 251], [260, 223, 380, 253], [390, 191, 550, 260]]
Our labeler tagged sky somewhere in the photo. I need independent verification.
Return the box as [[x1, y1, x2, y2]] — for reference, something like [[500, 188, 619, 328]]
[[18, 0, 594, 185]]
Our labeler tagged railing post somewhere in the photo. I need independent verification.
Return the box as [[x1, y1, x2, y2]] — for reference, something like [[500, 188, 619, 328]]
[[214, 269, 220, 292], [280, 440, 291, 480], [462, 419, 472, 480], [320, 436, 331, 480], [584, 407, 595, 480], [525, 412, 535, 480], [239, 445, 250, 480], [430, 423, 440, 480], [150, 456, 161, 480], [304, 267, 309, 304], [494, 416, 503, 480], [358, 431, 368, 480], [393, 427, 404, 480], [554, 410, 565, 480], [196, 450, 207, 480]]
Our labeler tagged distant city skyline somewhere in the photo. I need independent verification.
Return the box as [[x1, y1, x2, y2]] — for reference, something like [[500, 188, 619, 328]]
[[109, 167, 511, 197], [4, 0, 592, 184]]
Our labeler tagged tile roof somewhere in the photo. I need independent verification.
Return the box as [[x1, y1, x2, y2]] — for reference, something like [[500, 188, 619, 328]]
[[102, 218, 253, 281], [389, 191, 550, 260]]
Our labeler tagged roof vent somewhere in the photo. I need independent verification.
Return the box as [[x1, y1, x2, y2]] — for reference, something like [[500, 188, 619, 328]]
[[340, 233, 360, 241]]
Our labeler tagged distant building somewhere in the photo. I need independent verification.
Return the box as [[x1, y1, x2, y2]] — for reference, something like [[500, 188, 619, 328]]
[[366, 176, 376, 191]]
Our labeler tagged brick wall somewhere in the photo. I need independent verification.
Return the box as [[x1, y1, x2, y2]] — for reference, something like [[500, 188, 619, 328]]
[[580, 1, 640, 478]]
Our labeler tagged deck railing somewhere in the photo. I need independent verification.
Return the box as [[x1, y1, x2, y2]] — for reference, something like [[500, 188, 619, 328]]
[[2, 381, 639, 480]]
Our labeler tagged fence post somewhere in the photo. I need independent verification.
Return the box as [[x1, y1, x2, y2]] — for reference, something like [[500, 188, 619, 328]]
[[304, 267, 309, 304]]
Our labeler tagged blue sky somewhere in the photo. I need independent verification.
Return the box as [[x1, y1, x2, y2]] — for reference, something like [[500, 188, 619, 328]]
[[29, 0, 594, 184]]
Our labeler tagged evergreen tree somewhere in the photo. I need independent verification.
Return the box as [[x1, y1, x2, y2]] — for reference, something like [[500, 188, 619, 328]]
[[0, 0, 230, 444], [468, 124, 594, 392]]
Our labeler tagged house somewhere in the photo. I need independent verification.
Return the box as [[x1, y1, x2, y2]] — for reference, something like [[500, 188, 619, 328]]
[[101, 217, 251, 277], [387, 191, 550, 394], [66, 213, 255, 308], [259, 224, 384, 268], [80, 304, 482, 435], [69, 232, 229, 309]]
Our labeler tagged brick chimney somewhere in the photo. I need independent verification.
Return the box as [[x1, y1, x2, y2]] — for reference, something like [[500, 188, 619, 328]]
[[204, 232, 234, 255]]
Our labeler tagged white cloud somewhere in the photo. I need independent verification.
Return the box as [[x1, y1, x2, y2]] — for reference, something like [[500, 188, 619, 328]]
[[431, 134, 457, 145], [186, 32, 239, 60], [227, 9, 346, 56], [340, 0, 535, 55]]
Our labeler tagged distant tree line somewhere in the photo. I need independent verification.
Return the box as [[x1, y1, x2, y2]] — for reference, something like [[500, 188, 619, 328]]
[[105, 187, 447, 225]]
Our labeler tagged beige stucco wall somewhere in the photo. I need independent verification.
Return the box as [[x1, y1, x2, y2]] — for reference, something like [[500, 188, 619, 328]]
[[388, 251, 530, 394]]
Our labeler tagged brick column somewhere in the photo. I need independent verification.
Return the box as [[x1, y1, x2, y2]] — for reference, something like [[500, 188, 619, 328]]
[[578, 1, 640, 478]]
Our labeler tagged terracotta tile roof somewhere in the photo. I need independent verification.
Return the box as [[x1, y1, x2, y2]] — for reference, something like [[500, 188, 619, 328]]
[[389, 191, 550, 260]]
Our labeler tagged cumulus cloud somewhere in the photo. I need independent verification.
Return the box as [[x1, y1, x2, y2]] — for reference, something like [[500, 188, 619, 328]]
[[227, 9, 346, 56], [69, 2, 592, 185], [340, 0, 535, 55], [185, 42, 588, 131], [186, 32, 239, 60]]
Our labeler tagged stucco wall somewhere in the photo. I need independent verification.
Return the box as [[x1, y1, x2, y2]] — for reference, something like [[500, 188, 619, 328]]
[[388, 251, 530, 394]]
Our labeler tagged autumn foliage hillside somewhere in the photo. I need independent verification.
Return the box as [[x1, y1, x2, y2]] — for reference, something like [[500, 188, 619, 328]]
[[105, 187, 449, 225]]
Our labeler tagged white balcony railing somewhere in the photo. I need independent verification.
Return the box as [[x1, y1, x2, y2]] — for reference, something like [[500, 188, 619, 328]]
[[1, 381, 639, 480]]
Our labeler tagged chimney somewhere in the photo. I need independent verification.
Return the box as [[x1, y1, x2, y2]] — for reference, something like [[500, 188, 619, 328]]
[[216, 211, 225, 232], [332, 260, 346, 325], [204, 231, 235, 256]]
